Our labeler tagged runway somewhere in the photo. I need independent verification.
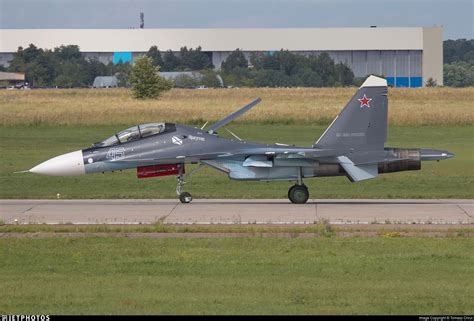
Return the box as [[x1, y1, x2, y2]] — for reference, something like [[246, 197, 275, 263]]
[[0, 199, 472, 225]]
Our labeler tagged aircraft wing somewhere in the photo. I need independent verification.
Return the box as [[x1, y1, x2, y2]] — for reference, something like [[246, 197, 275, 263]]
[[207, 97, 261, 133]]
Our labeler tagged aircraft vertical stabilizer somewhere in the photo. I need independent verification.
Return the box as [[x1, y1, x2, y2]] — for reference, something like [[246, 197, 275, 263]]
[[314, 75, 388, 150]]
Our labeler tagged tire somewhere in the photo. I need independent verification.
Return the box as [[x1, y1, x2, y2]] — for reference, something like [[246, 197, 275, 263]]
[[288, 185, 295, 200], [288, 185, 309, 204], [179, 192, 193, 204]]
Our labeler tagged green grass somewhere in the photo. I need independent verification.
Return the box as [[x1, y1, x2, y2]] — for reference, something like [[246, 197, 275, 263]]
[[0, 236, 472, 314], [1, 223, 471, 237], [1, 124, 472, 199], [0, 222, 335, 235]]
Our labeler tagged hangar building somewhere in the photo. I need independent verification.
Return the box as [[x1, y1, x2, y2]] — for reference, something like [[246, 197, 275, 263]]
[[0, 27, 443, 87]]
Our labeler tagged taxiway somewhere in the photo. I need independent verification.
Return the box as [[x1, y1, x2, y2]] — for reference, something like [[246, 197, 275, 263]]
[[0, 199, 472, 225]]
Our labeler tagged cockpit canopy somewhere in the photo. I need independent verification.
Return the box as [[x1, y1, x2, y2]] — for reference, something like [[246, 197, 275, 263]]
[[94, 123, 176, 147]]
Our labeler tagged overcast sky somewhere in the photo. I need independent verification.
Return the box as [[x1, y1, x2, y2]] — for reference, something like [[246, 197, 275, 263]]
[[1, 0, 472, 40]]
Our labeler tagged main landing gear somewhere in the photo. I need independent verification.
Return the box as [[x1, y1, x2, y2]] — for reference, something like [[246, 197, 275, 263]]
[[288, 167, 310, 204], [288, 184, 309, 204]]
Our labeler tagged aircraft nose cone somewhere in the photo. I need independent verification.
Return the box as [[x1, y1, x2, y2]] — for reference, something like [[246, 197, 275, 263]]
[[30, 150, 85, 176]]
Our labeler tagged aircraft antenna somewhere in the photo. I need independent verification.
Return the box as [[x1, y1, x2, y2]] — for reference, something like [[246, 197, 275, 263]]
[[225, 128, 242, 141], [200, 121, 209, 130]]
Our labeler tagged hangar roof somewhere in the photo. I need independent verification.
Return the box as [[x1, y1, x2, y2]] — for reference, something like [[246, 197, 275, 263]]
[[0, 27, 440, 53]]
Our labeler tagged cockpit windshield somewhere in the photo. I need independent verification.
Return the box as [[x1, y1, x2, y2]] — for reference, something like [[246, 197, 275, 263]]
[[94, 123, 172, 147], [139, 123, 165, 138], [117, 126, 141, 144]]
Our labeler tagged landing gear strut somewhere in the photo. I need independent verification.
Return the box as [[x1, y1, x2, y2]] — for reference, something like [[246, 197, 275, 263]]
[[176, 165, 192, 204], [288, 167, 309, 204]]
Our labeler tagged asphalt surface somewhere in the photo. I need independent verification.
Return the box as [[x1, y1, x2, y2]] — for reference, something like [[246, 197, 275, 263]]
[[1, 199, 472, 225]]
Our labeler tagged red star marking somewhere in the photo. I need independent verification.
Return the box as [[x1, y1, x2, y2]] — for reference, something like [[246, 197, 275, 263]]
[[358, 94, 372, 108]]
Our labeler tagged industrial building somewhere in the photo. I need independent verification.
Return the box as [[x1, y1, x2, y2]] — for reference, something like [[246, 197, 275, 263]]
[[0, 27, 443, 87]]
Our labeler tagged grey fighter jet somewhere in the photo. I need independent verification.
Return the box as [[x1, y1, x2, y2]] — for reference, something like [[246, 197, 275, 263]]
[[29, 75, 454, 204]]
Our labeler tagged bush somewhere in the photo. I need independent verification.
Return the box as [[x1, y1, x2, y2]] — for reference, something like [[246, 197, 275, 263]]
[[444, 62, 474, 87], [425, 78, 438, 87], [129, 56, 172, 99]]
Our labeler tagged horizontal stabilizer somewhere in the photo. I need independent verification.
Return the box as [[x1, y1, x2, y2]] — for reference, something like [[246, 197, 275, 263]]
[[337, 156, 378, 182]]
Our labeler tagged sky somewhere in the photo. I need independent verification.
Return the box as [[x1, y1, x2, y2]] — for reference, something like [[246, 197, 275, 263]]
[[1, 0, 472, 40]]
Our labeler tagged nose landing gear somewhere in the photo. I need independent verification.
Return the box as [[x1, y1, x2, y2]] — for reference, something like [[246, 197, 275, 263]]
[[176, 173, 192, 204], [175, 163, 206, 204]]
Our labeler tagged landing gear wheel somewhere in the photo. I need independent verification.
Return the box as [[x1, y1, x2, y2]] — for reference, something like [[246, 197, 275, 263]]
[[288, 185, 309, 204], [179, 192, 193, 204], [287, 184, 306, 199]]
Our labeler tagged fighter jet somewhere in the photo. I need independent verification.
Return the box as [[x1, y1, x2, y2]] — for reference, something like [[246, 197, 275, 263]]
[[28, 75, 453, 204]]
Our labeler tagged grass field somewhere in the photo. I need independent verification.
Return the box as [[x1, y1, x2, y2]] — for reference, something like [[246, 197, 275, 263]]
[[1, 124, 472, 199], [0, 236, 472, 315], [1, 87, 473, 126]]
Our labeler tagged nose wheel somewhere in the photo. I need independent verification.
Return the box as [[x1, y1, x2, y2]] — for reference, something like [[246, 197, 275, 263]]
[[176, 165, 193, 203], [179, 191, 193, 204]]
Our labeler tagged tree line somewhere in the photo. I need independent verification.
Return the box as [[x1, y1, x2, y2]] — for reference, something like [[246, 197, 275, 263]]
[[3, 39, 472, 88], [146, 46, 214, 71], [3, 44, 132, 87], [219, 49, 354, 87], [443, 39, 473, 87], [2, 43, 355, 88], [146, 47, 355, 87]]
